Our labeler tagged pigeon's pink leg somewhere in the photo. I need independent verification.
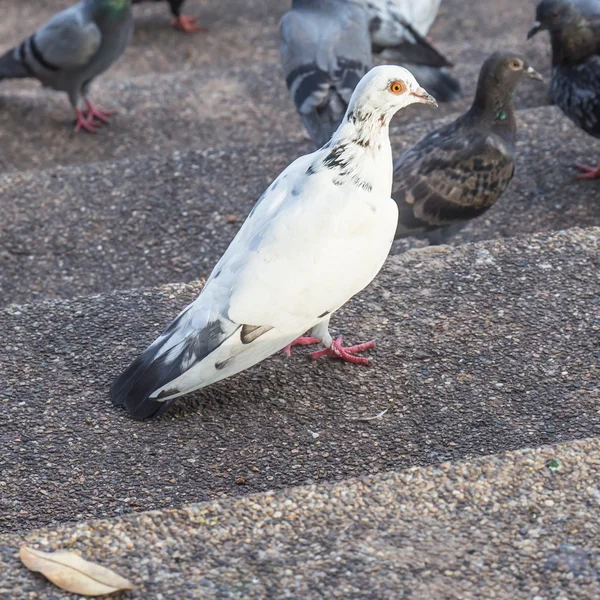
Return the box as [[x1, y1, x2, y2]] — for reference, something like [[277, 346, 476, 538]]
[[309, 336, 375, 366], [172, 15, 206, 33], [74, 109, 99, 134], [283, 336, 321, 357], [574, 161, 600, 180], [84, 99, 116, 125]]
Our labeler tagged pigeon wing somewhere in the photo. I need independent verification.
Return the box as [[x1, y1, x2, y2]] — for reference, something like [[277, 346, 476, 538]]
[[32, 5, 102, 71], [214, 152, 395, 331], [393, 126, 515, 236], [280, 3, 371, 145]]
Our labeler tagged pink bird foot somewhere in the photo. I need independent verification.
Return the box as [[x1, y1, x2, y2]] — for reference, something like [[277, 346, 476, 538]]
[[574, 162, 600, 180], [283, 336, 321, 357], [172, 15, 206, 33], [74, 109, 99, 134], [84, 99, 115, 125], [309, 336, 375, 366]]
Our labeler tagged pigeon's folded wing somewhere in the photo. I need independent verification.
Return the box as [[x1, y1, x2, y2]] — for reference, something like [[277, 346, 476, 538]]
[[33, 6, 102, 70], [280, 5, 371, 114], [211, 153, 395, 331], [393, 129, 515, 232]]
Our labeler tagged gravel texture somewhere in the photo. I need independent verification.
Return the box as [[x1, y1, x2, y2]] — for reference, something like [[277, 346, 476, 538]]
[[1, 106, 599, 307], [0, 229, 598, 534], [1, 438, 599, 599]]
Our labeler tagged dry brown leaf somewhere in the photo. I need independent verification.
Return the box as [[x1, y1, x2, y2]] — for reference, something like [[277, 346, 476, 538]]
[[20, 546, 134, 596]]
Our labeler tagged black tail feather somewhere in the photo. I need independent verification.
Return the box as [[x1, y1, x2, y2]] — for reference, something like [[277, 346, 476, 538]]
[[110, 343, 184, 420], [111, 308, 240, 420]]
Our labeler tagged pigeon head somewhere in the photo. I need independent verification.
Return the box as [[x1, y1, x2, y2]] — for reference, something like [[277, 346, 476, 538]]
[[345, 65, 437, 129], [528, 0, 579, 38], [469, 52, 542, 125], [477, 52, 543, 92]]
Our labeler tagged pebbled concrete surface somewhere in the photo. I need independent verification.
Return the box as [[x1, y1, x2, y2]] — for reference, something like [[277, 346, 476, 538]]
[[1, 106, 599, 308], [0, 229, 598, 534], [1, 438, 600, 599]]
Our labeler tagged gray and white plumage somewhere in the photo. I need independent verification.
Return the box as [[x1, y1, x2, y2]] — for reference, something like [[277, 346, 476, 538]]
[[280, 0, 372, 148], [393, 52, 543, 244], [111, 65, 437, 420], [0, 0, 132, 113], [366, 0, 461, 102]]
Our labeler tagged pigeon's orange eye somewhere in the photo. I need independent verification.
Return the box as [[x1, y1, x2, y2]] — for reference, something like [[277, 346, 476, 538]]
[[509, 59, 523, 70], [389, 80, 406, 94]]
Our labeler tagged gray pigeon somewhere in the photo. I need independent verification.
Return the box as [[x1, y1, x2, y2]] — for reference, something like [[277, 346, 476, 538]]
[[528, 0, 600, 178], [280, 0, 372, 148], [0, 0, 133, 133], [393, 52, 543, 244], [367, 0, 461, 102], [132, 0, 205, 33]]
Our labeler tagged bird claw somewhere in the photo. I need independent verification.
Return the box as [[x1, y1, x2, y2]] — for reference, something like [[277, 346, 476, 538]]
[[574, 162, 600, 180], [309, 336, 375, 366], [283, 336, 321, 357], [172, 15, 206, 33], [74, 109, 99, 134], [85, 99, 116, 125]]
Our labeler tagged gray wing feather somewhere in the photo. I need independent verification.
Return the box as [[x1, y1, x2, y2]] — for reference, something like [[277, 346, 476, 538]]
[[33, 6, 102, 70], [280, 2, 371, 146], [393, 124, 515, 243]]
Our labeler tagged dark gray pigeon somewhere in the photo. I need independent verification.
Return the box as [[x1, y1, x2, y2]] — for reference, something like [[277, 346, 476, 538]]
[[367, 0, 461, 102], [132, 0, 205, 33], [528, 0, 600, 178], [0, 0, 133, 133], [280, 0, 372, 148], [393, 52, 543, 244]]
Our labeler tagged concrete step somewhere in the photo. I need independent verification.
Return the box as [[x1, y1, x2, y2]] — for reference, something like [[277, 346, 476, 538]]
[[1, 105, 599, 308], [0, 228, 598, 533], [2, 438, 599, 599]]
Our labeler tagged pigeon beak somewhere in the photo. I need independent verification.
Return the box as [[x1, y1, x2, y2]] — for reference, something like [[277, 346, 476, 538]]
[[527, 21, 543, 39], [525, 66, 544, 82], [411, 88, 438, 107]]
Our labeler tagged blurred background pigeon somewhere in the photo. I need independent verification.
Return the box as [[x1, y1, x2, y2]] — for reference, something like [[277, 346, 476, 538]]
[[393, 52, 543, 244], [367, 0, 461, 102], [528, 0, 600, 178], [132, 0, 205, 33], [280, 0, 372, 148], [572, 0, 600, 16], [0, 0, 133, 133]]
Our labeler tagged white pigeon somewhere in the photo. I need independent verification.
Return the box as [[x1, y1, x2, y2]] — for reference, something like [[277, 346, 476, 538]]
[[111, 65, 437, 420]]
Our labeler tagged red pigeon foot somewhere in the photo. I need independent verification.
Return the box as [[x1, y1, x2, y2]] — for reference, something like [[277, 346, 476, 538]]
[[85, 99, 115, 125], [172, 15, 206, 33], [74, 109, 99, 134], [283, 336, 321, 357], [309, 336, 375, 366], [574, 162, 600, 180]]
